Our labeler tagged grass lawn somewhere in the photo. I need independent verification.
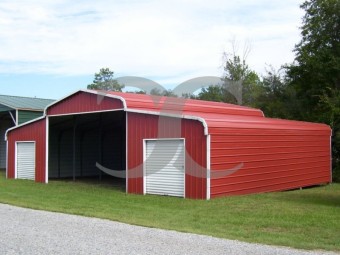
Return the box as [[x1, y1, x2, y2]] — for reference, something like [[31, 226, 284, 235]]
[[0, 171, 339, 252]]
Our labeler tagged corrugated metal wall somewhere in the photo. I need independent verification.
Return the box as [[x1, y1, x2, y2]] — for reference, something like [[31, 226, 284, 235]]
[[0, 119, 12, 169], [127, 112, 207, 199], [47, 91, 123, 116], [18, 110, 43, 125], [7, 118, 46, 182], [210, 126, 331, 198]]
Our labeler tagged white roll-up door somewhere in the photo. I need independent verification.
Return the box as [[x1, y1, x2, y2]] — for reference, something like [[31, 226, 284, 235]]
[[145, 139, 185, 197], [16, 142, 36, 180]]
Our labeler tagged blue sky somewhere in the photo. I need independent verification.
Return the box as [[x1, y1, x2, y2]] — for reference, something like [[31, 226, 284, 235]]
[[0, 0, 303, 99]]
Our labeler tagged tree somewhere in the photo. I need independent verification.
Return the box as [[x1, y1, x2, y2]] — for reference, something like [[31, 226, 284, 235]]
[[285, 0, 340, 181], [254, 67, 297, 119], [197, 86, 236, 103], [318, 89, 340, 181], [222, 47, 262, 106], [285, 0, 340, 120], [150, 88, 177, 97], [87, 68, 124, 92], [195, 52, 261, 105]]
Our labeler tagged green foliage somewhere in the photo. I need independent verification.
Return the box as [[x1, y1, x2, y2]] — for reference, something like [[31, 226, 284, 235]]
[[134, 90, 147, 94], [181, 93, 197, 99], [285, 0, 340, 118], [87, 68, 124, 92], [253, 68, 298, 119], [126, 90, 146, 94], [224, 54, 249, 81], [318, 89, 340, 181], [197, 85, 237, 104], [223, 53, 262, 105], [150, 88, 178, 97], [285, 0, 340, 181], [197, 53, 262, 105]]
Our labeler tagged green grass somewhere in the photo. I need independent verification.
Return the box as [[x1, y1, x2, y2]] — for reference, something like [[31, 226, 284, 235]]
[[0, 171, 339, 252]]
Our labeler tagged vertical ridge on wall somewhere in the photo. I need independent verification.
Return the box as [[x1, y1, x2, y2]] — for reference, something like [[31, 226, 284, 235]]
[[182, 120, 207, 199]]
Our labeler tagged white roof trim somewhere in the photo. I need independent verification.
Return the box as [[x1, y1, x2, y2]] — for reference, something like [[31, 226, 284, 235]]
[[81, 89, 128, 109], [5, 116, 46, 141], [43, 89, 127, 115]]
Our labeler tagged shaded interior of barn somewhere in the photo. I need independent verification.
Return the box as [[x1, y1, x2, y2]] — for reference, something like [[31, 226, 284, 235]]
[[48, 111, 126, 187], [0, 110, 15, 169]]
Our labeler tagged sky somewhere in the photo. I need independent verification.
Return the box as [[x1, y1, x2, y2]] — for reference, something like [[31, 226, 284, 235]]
[[0, 0, 303, 99]]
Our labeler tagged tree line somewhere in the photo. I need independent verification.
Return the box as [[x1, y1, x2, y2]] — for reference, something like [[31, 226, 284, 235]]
[[88, 0, 339, 181]]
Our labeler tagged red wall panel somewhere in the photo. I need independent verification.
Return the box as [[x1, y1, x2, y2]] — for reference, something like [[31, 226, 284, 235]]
[[127, 112, 207, 199], [47, 91, 123, 116], [210, 127, 331, 198], [7, 118, 46, 183]]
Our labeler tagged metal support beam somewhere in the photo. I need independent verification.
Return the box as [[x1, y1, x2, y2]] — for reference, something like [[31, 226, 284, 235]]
[[57, 131, 63, 178], [73, 116, 77, 182], [15, 110, 18, 126], [8, 111, 16, 125], [98, 114, 103, 181], [80, 132, 84, 177]]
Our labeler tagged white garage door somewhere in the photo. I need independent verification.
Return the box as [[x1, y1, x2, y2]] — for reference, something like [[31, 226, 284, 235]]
[[145, 139, 185, 197], [17, 142, 36, 180]]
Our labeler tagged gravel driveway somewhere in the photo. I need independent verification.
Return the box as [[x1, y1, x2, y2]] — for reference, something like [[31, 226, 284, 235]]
[[0, 204, 337, 255]]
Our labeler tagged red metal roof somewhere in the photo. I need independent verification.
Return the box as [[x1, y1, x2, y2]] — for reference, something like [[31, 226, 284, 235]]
[[107, 91, 264, 117], [105, 91, 331, 133]]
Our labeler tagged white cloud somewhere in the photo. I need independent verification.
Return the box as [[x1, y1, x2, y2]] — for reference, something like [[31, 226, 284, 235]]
[[0, 0, 303, 84]]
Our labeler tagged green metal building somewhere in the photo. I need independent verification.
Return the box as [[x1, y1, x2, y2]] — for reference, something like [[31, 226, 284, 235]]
[[0, 95, 55, 169]]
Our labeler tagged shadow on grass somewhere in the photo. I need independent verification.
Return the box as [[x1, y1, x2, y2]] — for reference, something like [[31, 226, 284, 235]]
[[50, 176, 126, 193], [278, 185, 340, 207]]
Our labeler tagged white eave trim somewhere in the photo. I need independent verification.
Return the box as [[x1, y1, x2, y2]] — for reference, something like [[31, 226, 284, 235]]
[[81, 89, 128, 110], [4, 116, 46, 141], [16, 108, 46, 112], [43, 89, 128, 115], [206, 134, 211, 200]]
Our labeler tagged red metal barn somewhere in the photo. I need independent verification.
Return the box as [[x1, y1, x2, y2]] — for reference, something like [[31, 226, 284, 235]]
[[5, 90, 332, 199]]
